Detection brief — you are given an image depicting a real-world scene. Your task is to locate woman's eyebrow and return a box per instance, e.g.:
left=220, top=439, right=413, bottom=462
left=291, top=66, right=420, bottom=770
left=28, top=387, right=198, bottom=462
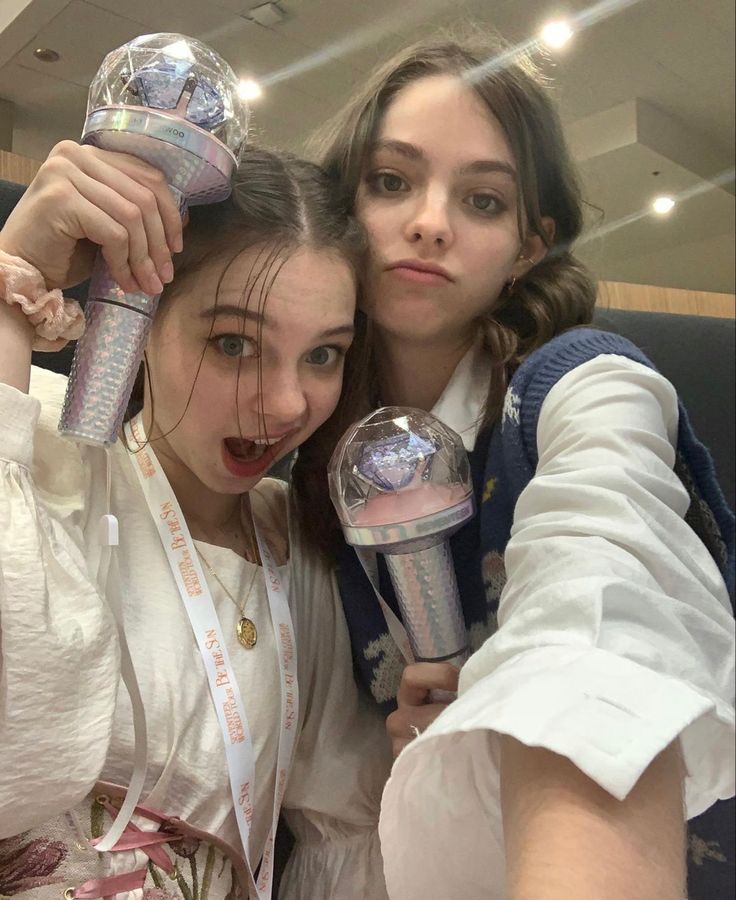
left=458, top=160, right=517, bottom=181
left=371, top=139, right=424, bottom=161
left=200, top=304, right=354, bottom=339
left=320, top=324, right=355, bottom=339
left=200, top=304, right=266, bottom=324
left=371, top=139, right=516, bottom=180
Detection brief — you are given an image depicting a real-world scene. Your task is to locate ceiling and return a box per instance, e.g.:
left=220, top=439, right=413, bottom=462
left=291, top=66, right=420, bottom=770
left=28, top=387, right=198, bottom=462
left=0, top=0, right=734, bottom=294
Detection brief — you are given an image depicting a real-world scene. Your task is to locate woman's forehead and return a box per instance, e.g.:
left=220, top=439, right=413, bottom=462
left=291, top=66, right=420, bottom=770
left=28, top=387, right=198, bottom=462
left=375, top=74, right=514, bottom=166
left=184, top=244, right=357, bottom=328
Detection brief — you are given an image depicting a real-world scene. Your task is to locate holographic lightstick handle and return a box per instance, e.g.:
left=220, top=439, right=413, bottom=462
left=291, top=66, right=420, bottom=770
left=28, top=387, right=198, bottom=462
left=384, top=541, right=469, bottom=667
left=59, top=188, right=187, bottom=445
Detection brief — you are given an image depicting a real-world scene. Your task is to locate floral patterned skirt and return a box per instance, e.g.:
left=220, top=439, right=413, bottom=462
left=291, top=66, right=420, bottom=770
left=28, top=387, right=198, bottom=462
left=0, top=782, right=251, bottom=899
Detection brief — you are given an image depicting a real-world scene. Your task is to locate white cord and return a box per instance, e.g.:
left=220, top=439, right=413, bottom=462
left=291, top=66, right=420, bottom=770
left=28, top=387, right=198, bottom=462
left=94, top=446, right=149, bottom=852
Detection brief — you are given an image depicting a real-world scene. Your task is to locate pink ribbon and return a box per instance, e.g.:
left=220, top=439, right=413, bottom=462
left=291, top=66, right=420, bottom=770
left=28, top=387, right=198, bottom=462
left=70, top=867, right=147, bottom=898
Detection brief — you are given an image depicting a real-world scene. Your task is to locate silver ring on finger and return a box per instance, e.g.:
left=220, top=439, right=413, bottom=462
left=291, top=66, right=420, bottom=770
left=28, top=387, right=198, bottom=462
left=409, top=724, right=422, bottom=739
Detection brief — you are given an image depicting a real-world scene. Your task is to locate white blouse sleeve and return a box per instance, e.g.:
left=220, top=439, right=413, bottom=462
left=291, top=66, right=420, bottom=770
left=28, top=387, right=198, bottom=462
left=379, top=355, right=735, bottom=900
left=0, top=369, right=119, bottom=837
left=279, top=513, right=392, bottom=900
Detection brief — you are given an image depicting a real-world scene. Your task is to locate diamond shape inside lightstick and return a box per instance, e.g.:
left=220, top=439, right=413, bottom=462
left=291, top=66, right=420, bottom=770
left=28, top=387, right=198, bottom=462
left=356, top=430, right=437, bottom=491
left=130, top=58, right=225, bottom=128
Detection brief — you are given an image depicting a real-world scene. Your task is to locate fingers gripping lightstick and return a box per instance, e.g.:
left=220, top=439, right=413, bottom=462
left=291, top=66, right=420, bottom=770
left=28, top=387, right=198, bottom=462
left=59, top=34, right=247, bottom=445
left=329, top=408, right=475, bottom=675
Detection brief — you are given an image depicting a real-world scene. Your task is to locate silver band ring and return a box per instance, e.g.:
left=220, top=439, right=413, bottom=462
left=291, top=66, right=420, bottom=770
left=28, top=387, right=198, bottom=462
left=409, top=724, right=422, bottom=739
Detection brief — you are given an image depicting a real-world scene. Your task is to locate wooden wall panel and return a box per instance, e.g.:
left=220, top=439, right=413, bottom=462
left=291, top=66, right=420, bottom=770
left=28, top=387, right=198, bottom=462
left=0, top=150, right=41, bottom=186
left=598, top=280, right=734, bottom=319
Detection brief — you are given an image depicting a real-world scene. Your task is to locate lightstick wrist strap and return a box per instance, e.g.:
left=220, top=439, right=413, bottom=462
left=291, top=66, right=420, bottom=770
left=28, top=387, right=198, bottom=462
left=0, top=250, right=85, bottom=350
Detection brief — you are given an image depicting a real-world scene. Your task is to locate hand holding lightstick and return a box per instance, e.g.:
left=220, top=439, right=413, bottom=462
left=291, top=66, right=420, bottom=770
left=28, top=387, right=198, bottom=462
left=329, top=408, right=475, bottom=679
left=59, top=33, right=247, bottom=445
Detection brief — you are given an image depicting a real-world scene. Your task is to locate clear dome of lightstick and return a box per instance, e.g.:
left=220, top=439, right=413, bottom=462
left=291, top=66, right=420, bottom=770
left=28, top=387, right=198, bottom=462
left=87, top=33, right=247, bottom=158
left=329, top=407, right=474, bottom=551
left=59, top=33, right=247, bottom=447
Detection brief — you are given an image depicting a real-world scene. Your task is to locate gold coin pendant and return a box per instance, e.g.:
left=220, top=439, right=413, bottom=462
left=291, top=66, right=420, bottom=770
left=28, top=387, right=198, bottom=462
left=237, top=616, right=258, bottom=649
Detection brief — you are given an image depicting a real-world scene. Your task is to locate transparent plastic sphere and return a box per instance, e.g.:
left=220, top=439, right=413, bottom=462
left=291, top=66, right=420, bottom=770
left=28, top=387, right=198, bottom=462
left=87, top=33, right=247, bottom=155
left=329, top=407, right=472, bottom=539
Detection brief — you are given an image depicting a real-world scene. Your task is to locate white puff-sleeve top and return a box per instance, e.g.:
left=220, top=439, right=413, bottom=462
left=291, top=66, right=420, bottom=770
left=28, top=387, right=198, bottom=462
left=0, top=366, right=391, bottom=899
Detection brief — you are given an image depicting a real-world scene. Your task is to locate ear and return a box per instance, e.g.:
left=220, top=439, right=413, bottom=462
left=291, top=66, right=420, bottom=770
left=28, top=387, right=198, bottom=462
left=510, top=216, right=556, bottom=277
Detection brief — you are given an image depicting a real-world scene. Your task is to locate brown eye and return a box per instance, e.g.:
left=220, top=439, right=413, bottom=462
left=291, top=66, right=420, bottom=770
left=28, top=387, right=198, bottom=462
left=381, top=173, right=405, bottom=192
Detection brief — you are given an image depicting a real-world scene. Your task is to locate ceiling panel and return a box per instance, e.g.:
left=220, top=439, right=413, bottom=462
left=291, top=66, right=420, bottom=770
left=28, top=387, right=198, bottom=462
left=83, top=0, right=237, bottom=42
left=0, top=0, right=733, bottom=294
left=16, top=0, right=143, bottom=87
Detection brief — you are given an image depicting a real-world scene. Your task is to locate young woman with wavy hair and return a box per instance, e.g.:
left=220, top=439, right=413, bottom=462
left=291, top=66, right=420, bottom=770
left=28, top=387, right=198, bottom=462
left=292, top=34, right=735, bottom=900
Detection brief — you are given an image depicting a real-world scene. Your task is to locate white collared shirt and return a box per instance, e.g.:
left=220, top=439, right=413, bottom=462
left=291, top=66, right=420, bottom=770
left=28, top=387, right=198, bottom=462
left=430, top=339, right=492, bottom=452
left=381, top=349, right=735, bottom=900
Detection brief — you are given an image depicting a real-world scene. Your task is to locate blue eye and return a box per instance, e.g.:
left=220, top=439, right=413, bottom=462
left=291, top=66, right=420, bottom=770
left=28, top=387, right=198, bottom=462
left=307, top=346, right=341, bottom=366
left=214, top=335, right=256, bottom=358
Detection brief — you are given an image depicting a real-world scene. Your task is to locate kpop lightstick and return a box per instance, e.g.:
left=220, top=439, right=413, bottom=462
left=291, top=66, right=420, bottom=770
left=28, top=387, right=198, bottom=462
left=329, top=407, right=474, bottom=667
left=59, top=33, right=247, bottom=445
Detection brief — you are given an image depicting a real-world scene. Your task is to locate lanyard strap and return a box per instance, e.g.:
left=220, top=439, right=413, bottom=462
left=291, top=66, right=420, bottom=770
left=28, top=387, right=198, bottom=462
left=125, top=415, right=298, bottom=900
left=355, top=548, right=414, bottom=665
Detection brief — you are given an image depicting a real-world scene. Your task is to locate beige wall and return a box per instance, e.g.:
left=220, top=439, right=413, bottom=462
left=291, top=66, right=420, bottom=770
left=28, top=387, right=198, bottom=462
left=1, top=151, right=735, bottom=318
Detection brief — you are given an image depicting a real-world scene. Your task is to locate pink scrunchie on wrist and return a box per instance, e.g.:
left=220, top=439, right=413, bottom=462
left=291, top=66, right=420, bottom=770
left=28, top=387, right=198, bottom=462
left=0, top=249, right=85, bottom=351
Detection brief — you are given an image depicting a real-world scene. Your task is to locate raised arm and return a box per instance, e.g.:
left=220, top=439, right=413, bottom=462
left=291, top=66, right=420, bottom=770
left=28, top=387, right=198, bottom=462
left=0, top=140, right=181, bottom=392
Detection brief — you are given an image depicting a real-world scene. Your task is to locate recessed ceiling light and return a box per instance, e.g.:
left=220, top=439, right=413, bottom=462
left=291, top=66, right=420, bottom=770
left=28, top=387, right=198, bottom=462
left=239, top=79, right=262, bottom=101
left=540, top=21, right=574, bottom=49
left=652, top=196, right=676, bottom=215
left=33, top=47, right=60, bottom=63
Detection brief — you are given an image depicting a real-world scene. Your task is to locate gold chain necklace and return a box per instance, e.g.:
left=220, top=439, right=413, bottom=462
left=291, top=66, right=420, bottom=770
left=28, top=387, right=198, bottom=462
left=197, top=549, right=260, bottom=649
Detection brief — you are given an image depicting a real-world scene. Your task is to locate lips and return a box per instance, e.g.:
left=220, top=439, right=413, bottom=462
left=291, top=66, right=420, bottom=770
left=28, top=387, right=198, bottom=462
left=386, top=259, right=453, bottom=285
left=221, top=433, right=292, bottom=479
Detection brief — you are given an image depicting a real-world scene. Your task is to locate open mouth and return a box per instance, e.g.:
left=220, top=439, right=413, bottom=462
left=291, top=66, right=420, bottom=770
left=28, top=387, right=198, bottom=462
left=222, top=435, right=286, bottom=479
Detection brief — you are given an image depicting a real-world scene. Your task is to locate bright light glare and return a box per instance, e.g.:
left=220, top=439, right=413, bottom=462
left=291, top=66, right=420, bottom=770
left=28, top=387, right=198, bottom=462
left=238, top=79, right=262, bottom=101
left=540, top=20, right=574, bottom=48
left=164, top=40, right=194, bottom=61
left=652, top=196, right=676, bottom=215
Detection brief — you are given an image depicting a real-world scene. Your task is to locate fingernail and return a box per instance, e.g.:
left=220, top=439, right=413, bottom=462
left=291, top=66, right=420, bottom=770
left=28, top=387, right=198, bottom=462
left=150, top=274, right=164, bottom=295
left=161, top=261, right=174, bottom=283
left=173, top=235, right=184, bottom=253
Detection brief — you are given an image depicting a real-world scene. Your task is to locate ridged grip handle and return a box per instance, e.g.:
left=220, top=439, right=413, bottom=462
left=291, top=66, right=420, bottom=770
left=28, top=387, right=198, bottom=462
left=384, top=540, right=469, bottom=666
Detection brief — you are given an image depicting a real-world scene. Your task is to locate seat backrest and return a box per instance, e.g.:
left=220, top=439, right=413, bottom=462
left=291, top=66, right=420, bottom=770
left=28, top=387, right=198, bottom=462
left=593, top=307, right=734, bottom=506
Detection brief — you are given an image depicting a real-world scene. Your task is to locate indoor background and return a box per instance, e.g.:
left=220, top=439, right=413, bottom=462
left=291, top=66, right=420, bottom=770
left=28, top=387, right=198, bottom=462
left=1, top=0, right=734, bottom=316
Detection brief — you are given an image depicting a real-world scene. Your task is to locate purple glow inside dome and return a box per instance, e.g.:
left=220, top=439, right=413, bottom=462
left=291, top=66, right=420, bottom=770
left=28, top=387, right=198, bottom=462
left=356, top=430, right=436, bottom=491
left=131, top=58, right=225, bottom=129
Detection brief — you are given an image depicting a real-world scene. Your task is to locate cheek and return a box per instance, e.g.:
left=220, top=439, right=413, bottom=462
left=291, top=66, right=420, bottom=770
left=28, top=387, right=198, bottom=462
left=356, top=197, right=389, bottom=250
left=308, top=374, right=344, bottom=427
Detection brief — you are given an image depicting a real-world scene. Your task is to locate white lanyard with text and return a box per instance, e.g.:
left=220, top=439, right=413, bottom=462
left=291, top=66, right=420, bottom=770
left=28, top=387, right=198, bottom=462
left=125, top=415, right=298, bottom=899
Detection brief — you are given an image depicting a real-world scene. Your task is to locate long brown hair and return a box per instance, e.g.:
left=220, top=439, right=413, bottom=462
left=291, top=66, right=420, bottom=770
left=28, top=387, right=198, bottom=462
left=125, top=144, right=368, bottom=434
left=292, top=30, right=597, bottom=558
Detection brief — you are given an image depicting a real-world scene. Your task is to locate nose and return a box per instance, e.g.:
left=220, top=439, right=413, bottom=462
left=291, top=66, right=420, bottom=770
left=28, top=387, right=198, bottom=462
left=255, top=365, right=308, bottom=435
left=403, top=186, right=454, bottom=248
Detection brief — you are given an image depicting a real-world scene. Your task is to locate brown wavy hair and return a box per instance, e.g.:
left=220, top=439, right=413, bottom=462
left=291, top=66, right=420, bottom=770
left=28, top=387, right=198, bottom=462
left=125, top=144, right=368, bottom=441
left=292, top=31, right=598, bottom=558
